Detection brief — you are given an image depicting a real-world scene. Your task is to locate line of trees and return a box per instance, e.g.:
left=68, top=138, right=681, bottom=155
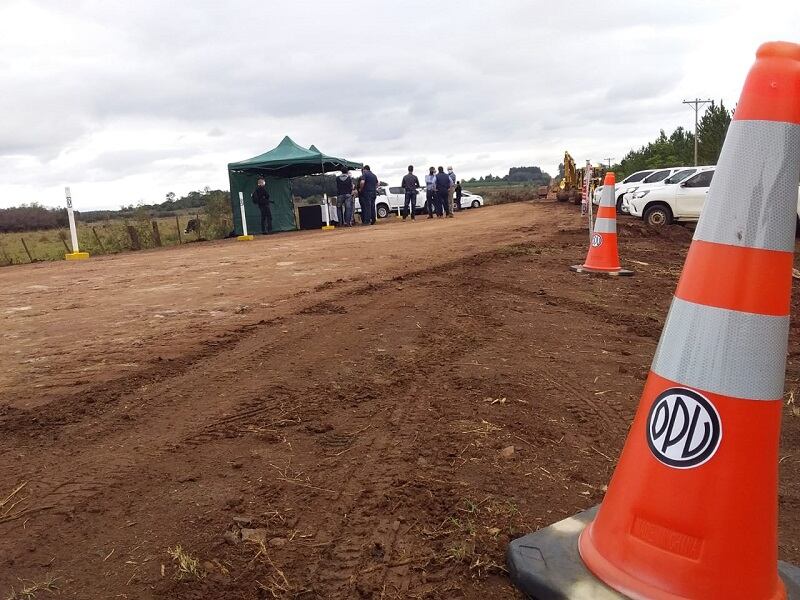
left=0, top=204, right=69, bottom=233
left=464, top=165, right=552, bottom=186
left=613, top=100, right=732, bottom=177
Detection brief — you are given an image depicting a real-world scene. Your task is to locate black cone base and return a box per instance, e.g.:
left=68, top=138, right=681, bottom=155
left=507, top=506, right=800, bottom=600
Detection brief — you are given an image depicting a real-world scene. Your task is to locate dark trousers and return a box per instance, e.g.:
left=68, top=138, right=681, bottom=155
left=425, top=189, right=435, bottom=216
left=435, top=192, right=448, bottom=216
left=259, top=206, right=272, bottom=233
left=403, top=191, right=417, bottom=218
left=361, top=192, right=376, bottom=224
left=455, top=195, right=462, bottom=210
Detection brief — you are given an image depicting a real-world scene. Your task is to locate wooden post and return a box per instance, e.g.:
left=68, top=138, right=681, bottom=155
left=59, top=232, right=71, bottom=253
left=175, top=215, right=182, bottom=244
left=91, top=227, right=106, bottom=253
left=20, top=237, right=34, bottom=262
left=151, top=220, right=162, bottom=247
left=126, top=225, right=141, bottom=250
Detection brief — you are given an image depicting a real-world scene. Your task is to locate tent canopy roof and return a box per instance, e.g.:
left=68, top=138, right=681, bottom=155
left=228, top=136, right=362, bottom=178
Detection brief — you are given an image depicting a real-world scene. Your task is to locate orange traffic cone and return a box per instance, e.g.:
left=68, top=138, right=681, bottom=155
left=508, top=41, right=800, bottom=600
left=570, top=172, right=633, bottom=276
left=578, top=41, right=800, bottom=599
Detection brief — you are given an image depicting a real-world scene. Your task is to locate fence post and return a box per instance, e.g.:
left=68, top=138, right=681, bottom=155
left=59, top=232, right=71, bottom=253
left=64, top=187, right=89, bottom=260
left=20, top=237, right=34, bottom=262
left=0, top=243, right=12, bottom=265
left=126, top=225, right=141, bottom=250
left=91, top=227, right=106, bottom=253
left=175, top=216, right=182, bottom=244
left=151, top=221, right=162, bottom=247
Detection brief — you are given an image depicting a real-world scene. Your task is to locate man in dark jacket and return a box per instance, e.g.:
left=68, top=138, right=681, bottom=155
left=454, top=181, right=462, bottom=211
left=401, top=165, right=420, bottom=220
left=251, top=177, right=273, bottom=233
left=336, top=168, right=354, bottom=226
left=434, top=166, right=453, bottom=218
left=359, top=165, right=379, bottom=225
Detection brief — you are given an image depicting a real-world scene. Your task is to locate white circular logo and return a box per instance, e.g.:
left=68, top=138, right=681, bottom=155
left=646, top=388, right=722, bottom=469
left=591, top=233, right=603, bottom=247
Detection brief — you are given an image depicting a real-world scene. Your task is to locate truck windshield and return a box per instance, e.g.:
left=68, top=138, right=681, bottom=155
left=622, top=171, right=654, bottom=183
left=664, top=169, right=697, bottom=184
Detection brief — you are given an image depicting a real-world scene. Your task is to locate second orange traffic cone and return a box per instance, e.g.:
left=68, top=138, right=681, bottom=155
left=571, top=172, right=633, bottom=276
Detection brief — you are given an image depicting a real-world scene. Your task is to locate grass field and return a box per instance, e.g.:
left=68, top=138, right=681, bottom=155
left=0, top=213, right=205, bottom=264
left=0, top=186, right=538, bottom=265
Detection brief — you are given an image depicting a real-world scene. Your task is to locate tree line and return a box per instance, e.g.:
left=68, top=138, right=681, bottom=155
left=464, top=165, right=552, bottom=186
left=613, top=100, right=731, bottom=177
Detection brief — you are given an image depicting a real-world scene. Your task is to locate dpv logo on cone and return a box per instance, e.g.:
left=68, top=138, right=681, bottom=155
left=646, top=388, right=722, bottom=469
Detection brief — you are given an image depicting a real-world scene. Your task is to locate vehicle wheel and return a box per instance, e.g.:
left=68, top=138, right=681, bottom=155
left=643, top=204, right=673, bottom=228
left=616, top=194, right=625, bottom=212
left=376, top=204, right=389, bottom=219
left=471, top=200, right=480, bottom=208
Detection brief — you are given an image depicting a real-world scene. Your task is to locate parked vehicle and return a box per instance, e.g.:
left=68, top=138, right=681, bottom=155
left=456, top=190, right=484, bottom=209
left=628, top=169, right=716, bottom=226
left=620, top=166, right=715, bottom=214
left=593, top=168, right=680, bottom=210
left=353, top=185, right=482, bottom=217
left=630, top=171, right=800, bottom=229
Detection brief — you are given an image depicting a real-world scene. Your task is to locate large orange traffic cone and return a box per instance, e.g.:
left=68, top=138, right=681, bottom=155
left=578, top=41, right=800, bottom=599
left=508, top=40, right=800, bottom=600
left=571, top=172, right=633, bottom=276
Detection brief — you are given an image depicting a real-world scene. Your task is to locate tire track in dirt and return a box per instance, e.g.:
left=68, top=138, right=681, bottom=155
left=0, top=244, right=507, bottom=545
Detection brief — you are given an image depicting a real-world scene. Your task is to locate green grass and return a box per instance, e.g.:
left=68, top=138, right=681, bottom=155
left=0, top=214, right=204, bottom=265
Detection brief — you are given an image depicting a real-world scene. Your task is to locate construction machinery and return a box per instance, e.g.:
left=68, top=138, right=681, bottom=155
left=556, top=151, right=606, bottom=205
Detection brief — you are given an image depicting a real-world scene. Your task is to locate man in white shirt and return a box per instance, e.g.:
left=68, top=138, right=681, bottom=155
left=424, top=166, right=437, bottom=220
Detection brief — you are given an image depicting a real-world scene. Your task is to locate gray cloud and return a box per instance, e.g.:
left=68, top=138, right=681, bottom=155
left=1, top=0, right=798, bottom=209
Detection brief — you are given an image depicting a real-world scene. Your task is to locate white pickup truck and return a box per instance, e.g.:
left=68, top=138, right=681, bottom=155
left=628, top=168, right=800, bottom=227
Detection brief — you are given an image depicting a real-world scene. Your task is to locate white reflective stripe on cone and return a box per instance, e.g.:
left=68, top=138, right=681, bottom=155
left=592, top=218, right=617, bottom=234
left=693, top=120, right=800, bottom=252
left=651, top=296, right=789, bottom=400
left=600, top=184, right=616, bottom=207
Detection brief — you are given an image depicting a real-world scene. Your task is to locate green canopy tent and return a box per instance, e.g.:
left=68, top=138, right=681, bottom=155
left=227, top=136, right=362, bottom=234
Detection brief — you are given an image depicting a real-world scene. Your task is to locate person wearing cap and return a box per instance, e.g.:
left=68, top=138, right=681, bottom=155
left=401, top=165, right=420, bottom=220
left=424, top=167, right=437, bottom=219
left=336, top=168, right=354, bottom=227
left=434, top=166, right=453, bottom=218
left=447, top=166, right=457, bottom=215
left=251, top=177, right=273, bottom=234
left=359, top=165, right=379, bottom=225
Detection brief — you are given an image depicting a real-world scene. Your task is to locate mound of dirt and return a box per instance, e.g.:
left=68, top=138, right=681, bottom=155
left=617, top=220, right=693, bottom=243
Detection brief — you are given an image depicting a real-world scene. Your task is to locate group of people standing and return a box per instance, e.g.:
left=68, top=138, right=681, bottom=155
left=333, top=164, right=462, bottom=227
left=418, top=165, right=460, bottom=220
left=334, top=165, right=379, bottom=226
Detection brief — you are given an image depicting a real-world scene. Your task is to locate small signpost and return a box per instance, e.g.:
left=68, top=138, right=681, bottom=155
left=64, top=187, right=90, bottom=260
left=321, top=192, right=335, bottom=231
left=237, top=192, right=254, bottom=241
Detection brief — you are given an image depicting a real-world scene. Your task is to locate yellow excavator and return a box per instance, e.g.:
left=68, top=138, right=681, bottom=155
left=556, top=151, right=606, bottom=205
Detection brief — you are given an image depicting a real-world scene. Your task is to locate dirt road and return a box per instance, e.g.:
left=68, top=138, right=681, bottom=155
left=0, top=201, right=798, bottom=599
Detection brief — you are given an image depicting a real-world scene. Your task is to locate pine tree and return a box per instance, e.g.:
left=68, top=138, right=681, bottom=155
left=697, top=100, right=732, bottom=165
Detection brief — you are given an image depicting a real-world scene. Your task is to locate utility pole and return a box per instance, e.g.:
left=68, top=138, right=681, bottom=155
left=682, top=98, right=712, bottom=166
left=603, top=157, right=614, bottom=170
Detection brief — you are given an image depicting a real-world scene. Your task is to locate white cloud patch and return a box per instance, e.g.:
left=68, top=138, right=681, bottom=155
left=0, top=0, right=798, bottom=209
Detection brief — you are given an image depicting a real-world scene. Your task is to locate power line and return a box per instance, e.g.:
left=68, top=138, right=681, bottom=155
left=682, top=98, right=713, bottom=166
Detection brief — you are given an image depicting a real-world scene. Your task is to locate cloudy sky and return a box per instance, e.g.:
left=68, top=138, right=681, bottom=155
left=2, top=0, right=799, bottom=210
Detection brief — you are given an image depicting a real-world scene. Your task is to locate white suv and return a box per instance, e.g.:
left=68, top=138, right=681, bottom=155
left=621, top=166, right=715, bottom=214
left=628, top=169, right=715, bottom=226
left=593, top=168, right=677, bottom=210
